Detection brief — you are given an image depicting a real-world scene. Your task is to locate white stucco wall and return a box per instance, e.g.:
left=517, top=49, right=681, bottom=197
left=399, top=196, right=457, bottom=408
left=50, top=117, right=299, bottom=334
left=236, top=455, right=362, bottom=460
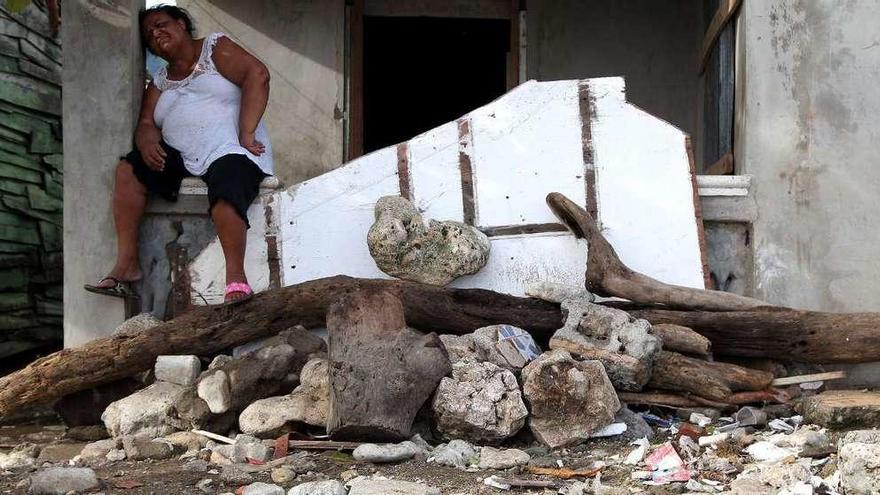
left=737, top=0, right=880, bottom=312
left=62, top=0, right=143, bottom=347
left=177, top=0, right=345, bottom=187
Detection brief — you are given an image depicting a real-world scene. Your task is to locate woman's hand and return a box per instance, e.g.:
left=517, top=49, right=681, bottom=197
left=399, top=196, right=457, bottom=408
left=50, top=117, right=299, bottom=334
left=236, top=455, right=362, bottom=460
left=138, top=141, right=167, bottom=171
left=239, top=130, right=265, bottom=156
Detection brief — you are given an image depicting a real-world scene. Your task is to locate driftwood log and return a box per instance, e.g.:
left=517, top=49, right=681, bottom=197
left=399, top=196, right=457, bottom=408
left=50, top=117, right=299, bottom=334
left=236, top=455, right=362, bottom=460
left=326, top=289, right=450, bottom=441
left=546, top=192, right=768, bottom=311
left=0, top=276, right=560, bottom=417
left=651, top=324, right=711, bottom=357
left=629, top=308, right=880, bottom=363
left=545, top=192, right=880, bottom=364
left=647, top=351, right=774, bottom=401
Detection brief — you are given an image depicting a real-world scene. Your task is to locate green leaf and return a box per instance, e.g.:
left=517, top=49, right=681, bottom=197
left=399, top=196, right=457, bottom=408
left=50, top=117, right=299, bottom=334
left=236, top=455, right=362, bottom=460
left=6, top=0, right=32, bottom=14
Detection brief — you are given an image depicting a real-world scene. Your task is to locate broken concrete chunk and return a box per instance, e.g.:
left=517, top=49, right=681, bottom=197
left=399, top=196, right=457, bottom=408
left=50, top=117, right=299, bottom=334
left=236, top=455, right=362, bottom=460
left=839, top=441, right=880, bottom=494
left=197, top=369, right=232, bottom=414
left=233, top=434, right=272, bottom=463
left=798, top=390, right=880, bottom=429
left=113, top=312, right=162, bottom=336
left=78, top=439, right=119, bottom=465
left=122, top=435, right=174, bottom=460
left=478, top=447, right=530, bottom=470
left=239, top=358, right=330, bottom=437
left=0, top=443, right=38, bottom=470
left=352, top=441, right=422, bottom=463
left=549, top=299, right=660, bottom=391
left=241, top=482, right=285, bottom=495
left=28, top=467, right=100, bottom=495
left=522, top=350, right=621, bottom=449
left=288, top=480, right=347, bottom=495
left=440, top=325, right=540, bottom=371
left=432, top=361, right=528, bottom=444
left=101, top=381, right=188, bottom=438
left=155, top=355, right=201, bottom=386
left=367, top=195, right=490, bottom=286
left=428, top=439, right=477, bottom=469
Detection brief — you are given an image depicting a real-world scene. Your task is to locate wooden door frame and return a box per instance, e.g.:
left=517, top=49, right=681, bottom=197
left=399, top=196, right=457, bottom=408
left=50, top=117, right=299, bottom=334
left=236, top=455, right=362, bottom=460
left=345, top=0, right=525, bottom=161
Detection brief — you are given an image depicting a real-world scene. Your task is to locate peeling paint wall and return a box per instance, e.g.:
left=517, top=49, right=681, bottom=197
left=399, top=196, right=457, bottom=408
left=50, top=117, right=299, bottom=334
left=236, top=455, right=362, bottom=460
left=737, top=0, right=880, bottom=311
left=177, top=0, right=345, bottom=187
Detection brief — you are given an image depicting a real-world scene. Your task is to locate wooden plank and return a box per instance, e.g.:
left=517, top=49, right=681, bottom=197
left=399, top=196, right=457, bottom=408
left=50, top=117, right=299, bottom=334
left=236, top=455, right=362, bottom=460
left=507, top=0, right=520, bottom=90
left=348, top=0, right=364, bottom=160
left=705, top=152, right=734, bottom=175
left=698, top=0, right=742, bottom=74
left=772, top=371, right=847, bottom=387
left=457, top=118, right=476, bottom=226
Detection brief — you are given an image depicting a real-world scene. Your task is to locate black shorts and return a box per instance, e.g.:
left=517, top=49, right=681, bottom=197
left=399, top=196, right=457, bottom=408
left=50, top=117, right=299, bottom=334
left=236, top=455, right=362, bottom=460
left=123, top=142, right=268, bottom=228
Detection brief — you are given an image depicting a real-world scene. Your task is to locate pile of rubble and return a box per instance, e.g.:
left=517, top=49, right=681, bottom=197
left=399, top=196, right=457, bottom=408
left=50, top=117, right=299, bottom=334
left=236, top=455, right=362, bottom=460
left=2, top=193, right=880, bottom=493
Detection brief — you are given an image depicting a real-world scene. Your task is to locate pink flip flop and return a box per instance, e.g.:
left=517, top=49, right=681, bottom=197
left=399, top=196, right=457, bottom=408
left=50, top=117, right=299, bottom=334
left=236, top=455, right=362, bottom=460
left=222, top=281, right=253, bottom=307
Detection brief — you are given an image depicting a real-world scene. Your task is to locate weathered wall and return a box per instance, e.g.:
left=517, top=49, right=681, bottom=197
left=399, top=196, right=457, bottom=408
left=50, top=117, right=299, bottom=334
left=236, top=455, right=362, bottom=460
left=0, top=1, right=63, bottom=367
left=737, top=1, right=880, bottom=312
left=527, top=0, right=703, bottom=161
left=177, top=0, right=345, bottom=186
left=62, top=0, right=143, bottom=347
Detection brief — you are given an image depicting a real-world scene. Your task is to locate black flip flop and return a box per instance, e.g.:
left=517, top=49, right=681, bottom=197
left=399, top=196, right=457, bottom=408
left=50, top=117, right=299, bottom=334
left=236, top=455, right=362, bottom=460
left=84, top=277, right=140, bottom=299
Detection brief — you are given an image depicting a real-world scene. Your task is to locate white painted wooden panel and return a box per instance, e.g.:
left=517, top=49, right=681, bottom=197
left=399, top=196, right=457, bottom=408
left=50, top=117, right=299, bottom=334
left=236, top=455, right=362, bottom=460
left=408, top=121, right=464, bottom=221
left=280, top=146, right=399, bottom=285
left=449, top=233, right=587, bottom=296
left=588, top=77, right=705, bottom=289
left=469, top=80, right=585, bottom=228
left=187, top=78, right=707, bottom=301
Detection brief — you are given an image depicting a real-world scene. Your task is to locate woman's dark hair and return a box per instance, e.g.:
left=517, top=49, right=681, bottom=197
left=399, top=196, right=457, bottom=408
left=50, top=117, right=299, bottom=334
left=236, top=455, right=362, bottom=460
left=138, top=4, right=195, bottom=54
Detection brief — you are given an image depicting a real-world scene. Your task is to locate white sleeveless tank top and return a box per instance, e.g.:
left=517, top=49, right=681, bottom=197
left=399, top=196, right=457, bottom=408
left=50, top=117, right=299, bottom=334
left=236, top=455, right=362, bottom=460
left=152, top=32, right=273, bottom=177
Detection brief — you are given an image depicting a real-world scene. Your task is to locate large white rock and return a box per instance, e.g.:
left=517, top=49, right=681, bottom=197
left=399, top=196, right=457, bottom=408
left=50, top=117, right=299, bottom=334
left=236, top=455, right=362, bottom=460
left=521, top=350, right=620, bottom=448
left=239, top=358, right=330, bottom=436
left=478, top=447, right=530, bottom=470
left=432, top=361, right=528, bottom=444
left=367, top=196, right=490, bottom=286
left=154, top=355, right=201, bottom=386
left=101, top=381, right=188, bottom=438
left=242, top=482, right=285, bottom=495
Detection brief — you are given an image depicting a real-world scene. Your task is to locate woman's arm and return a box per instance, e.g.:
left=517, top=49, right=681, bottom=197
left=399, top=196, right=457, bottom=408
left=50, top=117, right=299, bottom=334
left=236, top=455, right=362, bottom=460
left=134, top=82, right=166, bottom=170
left=212, top=36, right=270, bottom=156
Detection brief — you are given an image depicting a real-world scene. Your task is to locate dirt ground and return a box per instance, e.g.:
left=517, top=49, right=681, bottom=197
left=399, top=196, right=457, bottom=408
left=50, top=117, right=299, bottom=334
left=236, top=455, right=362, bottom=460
left=0, top=419, right=686, bottom=495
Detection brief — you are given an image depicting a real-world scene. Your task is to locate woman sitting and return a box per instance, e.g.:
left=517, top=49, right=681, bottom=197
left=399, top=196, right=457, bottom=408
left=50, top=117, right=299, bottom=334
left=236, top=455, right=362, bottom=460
left=85, top=5, right=272, bottom=304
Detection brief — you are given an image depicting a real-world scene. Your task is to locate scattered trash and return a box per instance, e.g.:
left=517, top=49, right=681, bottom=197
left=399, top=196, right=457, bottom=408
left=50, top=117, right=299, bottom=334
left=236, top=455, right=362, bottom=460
left=641, top=414, right=672, bottom=428
left=745, top=441, right=798, bottom=463
left=590, top=422, right=627, bottom=438
left=624, top=438, right=649, bottom=465
left=690, top=412, right=713, bottom=427
left=483, top=475, right=511, bottom=490
left=645, top=442, right=690, bottom=484
left=768, top=419, right=795, bottom=432
left=699, top=432, right=730, bottom=447
left=527, top=464, right=604, bottom=479
left=735, top=406, right=768, bottom=427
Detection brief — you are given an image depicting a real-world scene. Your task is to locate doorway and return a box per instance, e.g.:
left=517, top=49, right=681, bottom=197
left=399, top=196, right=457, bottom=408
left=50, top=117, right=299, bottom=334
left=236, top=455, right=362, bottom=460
left=361, top=16, right=511, bottom=154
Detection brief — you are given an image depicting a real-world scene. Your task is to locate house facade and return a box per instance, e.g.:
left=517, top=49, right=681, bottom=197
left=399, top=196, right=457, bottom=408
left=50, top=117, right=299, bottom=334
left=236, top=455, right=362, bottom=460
left=60, top=0, right=880, bottom=372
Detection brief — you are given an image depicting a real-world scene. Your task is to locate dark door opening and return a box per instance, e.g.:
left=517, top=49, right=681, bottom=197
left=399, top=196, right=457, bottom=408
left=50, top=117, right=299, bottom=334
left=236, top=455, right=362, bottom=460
left=362, top=16, right=510, bottom=154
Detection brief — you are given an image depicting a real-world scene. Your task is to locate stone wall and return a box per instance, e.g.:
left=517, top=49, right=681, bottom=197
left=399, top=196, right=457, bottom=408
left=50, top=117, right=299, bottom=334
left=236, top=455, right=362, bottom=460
left=0, top=0, right=63, bottom=371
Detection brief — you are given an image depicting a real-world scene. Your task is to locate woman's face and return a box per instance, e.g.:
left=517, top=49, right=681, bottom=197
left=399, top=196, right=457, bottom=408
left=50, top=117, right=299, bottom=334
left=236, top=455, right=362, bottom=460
left=142, top=11, right=189, bottom=59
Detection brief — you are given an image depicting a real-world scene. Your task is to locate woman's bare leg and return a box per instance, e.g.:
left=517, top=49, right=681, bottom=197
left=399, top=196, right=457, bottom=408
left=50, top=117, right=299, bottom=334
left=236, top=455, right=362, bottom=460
left=211, top=199, right=248, bottom=301
left=94, top=160, right=146, bottom=287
